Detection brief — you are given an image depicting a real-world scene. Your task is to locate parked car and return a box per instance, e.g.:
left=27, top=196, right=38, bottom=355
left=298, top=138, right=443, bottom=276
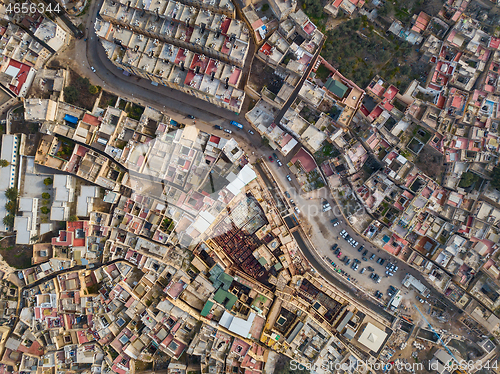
left=277, top=159, right=283, bottom=167
left=367, top=266, right=374, bottom=272
left=223, top=128, right=232, bottom=134
left=214, top=125, right=222, bottom=130
left=294, top=206, right=300, bottom=214
left=360, top=267, right=366, bottom=274
left=187, top=115, right=195, bottom=119
left=345, top=258, right=351, bottom=266
left=362, top=257, right=368, bottom=261
left=286, top=175, right=292, bottom=182
left=91, top=66, right=96, bottom=72
left=284, top=191, right=291, bottom=198
left=333, top=221, right=340, bottom=227
left=362, top=249, right=368, bottom=256
left=248, top=129, right=254, bottom=135
left=416, top=296, right=424, bottom=303
left=332, top=243, right=338, bottom=251
left=370, top=254, right=376, bottom=260
left=268, top=156, right=273, bottom=162
left=337, top=251, right=342, bottom=258
left=273, top=153, right=278, bottom=159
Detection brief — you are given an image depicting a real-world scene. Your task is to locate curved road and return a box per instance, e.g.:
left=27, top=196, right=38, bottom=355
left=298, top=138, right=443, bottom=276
left=62, top=2, right=460, bottom=326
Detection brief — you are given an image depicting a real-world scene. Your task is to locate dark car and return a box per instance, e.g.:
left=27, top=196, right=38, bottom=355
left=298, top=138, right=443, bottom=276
left=214, top=125, right=222, bottom=130
left=389, top=285, right=397, bottom=292
left=187, top=115, right=195, bottom=119
left=360, top=267, right=366, bottom=274
left=367, top=266, right=374, bottom=272
left=345, top=259, right=351, bottom=266
left=362, top=257, right=368, bottom=261
left=268, top=156, right=273, bottom=162
left=273, top=153, right=278, bottom=159
left=332, top=243, right=338, bottom=251
left=370, top=272, right=376, bottom=279
left=358, top=246, right=363, bottom=252
left=362, top=249, right=368, bottom=256
left=378, top=258, right=385, bottom=266
left=370, top=254, right=376, bottom=260
left=284, top=191, right=291, bottom=198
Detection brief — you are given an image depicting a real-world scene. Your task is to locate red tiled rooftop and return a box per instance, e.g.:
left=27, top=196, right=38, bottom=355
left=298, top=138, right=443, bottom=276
left=174, top=49, right=187, bottom=65
left=303, top=21, right=316, bottom=35
left=6, top=59, right=31, bottom=96
left=206, top=59, right=218, bottom=76
left=189, top=54, right=209, bottom=73
left=489, top=37, right=500, bottom=50
left=221, top=36, right=231, bottom=54
left=333, top=0, right=343, bottom=7
left=75, top=144, right=89, bottom=157
left=221, top=18, right=231, bottom=34
left=82, top=113, right=101, bottom=127
left=383, top=85, right=399, bottom=100
left=369, top=105, right=383, bottom=120
left=290, top=148, right=317, bottom=173
left=228, top=68, right=241, bottom=85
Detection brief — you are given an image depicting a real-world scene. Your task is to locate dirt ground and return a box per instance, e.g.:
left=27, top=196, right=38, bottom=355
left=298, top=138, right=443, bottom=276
left=415, top=145, right=445, bottom=183
left=0, top=236, right=32, bottom=269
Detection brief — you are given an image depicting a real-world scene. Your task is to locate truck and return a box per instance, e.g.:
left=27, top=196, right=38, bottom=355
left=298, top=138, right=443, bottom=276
left=170, top=119, right=179, bottom=126
left=230, top=120, right=243, bottom=129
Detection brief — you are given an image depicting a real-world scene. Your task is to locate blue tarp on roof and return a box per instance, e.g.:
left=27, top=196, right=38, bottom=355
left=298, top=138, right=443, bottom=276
left=64, top=114, right=78, bottom=124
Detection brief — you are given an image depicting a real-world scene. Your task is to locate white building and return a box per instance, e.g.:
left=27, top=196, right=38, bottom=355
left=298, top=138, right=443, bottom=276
left=77, top=186, right=100, bottom=217
left=51, top=174, right=76, bottom=221
left=0, top=134, right=20, bottom=231
left=33, top=19, right=67, bottom=52
left=14, top=197, right=38, bottom=244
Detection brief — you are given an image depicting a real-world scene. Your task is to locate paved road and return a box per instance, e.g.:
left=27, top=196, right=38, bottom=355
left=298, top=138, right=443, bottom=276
left=56, top=0, right=465, bottom=328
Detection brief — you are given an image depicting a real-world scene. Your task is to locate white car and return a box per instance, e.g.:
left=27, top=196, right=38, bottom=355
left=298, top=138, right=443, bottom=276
left=223, top=129, right=232, bottom=134
left=294, top=207, right=300, bottom=214
left=91, top=66, right=96, bottom=72
left=351, top=241, right=358, bottom=247
left=333, top=221, right=340, bottom=227
left=248, top=129, right=254, bottom=135
left=277, top=159, right=283, bottom=167
left=286, top=175, right=292, bottom=182
left=340, top=230, right=347, bottom=237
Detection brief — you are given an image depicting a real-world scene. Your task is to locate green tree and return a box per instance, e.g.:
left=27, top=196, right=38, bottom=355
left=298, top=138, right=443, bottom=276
left=40, top=206, right=50, bottom=214
left=41, top=193, right=50, bottom=199
left=379, top=1, right=394, bottom=16
left=0, top=159, right=9, bottom=167
left=2, top=215, right=14, bottom=228
left=68, top=215, right=78, bottom=222
left=89, top=85, right=99, bottom=95
left=491, top=166, right=500, bottom=190
left=43, top=177, right=53, bottom=186
left=5, top=200, right=16, bottom=214
left=64, top=86, right=79, bottom=104
left=5, top=187, right=18, bottom=201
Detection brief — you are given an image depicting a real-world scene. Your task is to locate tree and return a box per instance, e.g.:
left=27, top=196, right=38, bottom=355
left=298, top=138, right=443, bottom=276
left=5, top=200, right=16, bottom=214
left=42, top=193, right=50, bottom=199
left=379, top=1, right=393, bottom=16
left=2, top=215, right=14, bottom=228
left=0, top=159, right=9, bottom=167
left=89, top=85, right=99, bottom=95
left=68, top=215, right=78, bottom=222
left=5, top=187, right=18, bottom=201
left=43, top=177, right=53, bottom=186
left=64, top=86, right=79, bottom=104
left=40, top=206, right=50, bottom=214
left=491, top=166, right=500, bottom=190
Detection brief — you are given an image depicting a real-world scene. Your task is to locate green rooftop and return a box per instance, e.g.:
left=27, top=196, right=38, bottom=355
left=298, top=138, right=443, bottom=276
left=201, top=300, right=214, bottom=317
left=213, top=288, right=237, bottom=310
left=258, top=257, right=268, bottom=266
left=325, top=77, right=348, bottom=98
